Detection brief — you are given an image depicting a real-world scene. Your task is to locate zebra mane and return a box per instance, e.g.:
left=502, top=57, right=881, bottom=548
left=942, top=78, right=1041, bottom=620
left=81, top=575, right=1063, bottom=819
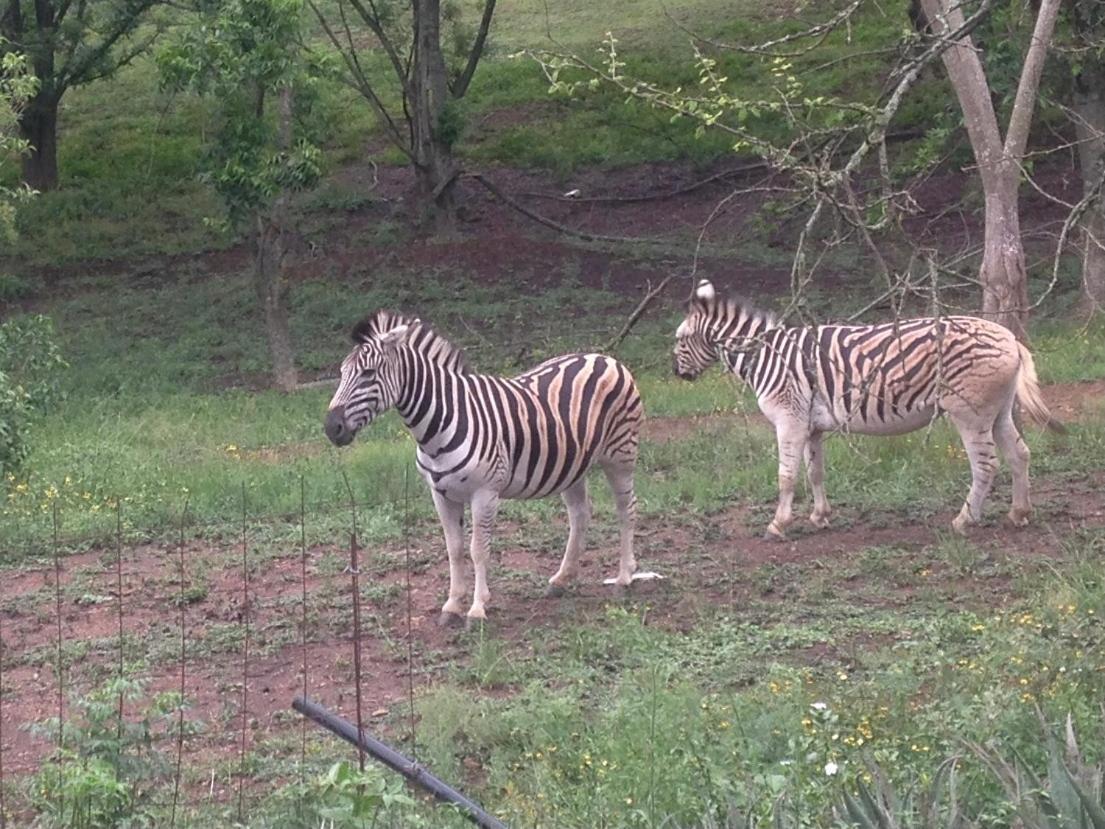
left=694, top=288, right=781, bottom=332
left=351, top=310, right=470, bottom=373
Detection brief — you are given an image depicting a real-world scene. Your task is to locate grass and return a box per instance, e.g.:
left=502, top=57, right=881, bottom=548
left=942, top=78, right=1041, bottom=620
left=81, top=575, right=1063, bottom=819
left=0, top=0, right=942, bottom=264
left=4, top=243, right=1100, bottom=552
left=36, top=521, right=1096, bottom=828
left=3, top=1, right=1104, bottom=825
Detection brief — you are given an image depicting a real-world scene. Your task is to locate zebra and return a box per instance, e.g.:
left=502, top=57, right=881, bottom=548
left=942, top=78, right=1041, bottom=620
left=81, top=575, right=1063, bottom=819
left=324, top=310, right=643, bottom=626
left=673, top=279, right=1061, bottom=540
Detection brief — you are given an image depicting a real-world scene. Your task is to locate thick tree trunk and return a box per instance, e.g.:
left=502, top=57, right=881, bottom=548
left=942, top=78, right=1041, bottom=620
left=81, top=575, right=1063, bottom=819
left=253, top=86, right=298, bottom=392
left=979, top=168, right=1030, bottom=340
left=919, top=0, right=1059, bottom=341
left=410, top=0, right=457, bottom=230
left=254, top=215, right=298, bottom=392
left=19, top=93, right=60, bottom=191
left=1073, top=67, right=1105, bottom=315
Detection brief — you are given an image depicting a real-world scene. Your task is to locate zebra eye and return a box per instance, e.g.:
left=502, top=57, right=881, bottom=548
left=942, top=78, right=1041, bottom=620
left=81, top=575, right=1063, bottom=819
left=361, top=367, right=377, bottom=379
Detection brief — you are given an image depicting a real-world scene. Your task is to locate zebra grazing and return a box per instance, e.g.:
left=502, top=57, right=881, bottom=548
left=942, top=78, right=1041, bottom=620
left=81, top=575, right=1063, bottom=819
left=324, top=310, right=643, bottom=626
left=673, top=280, right=1060, bottom=539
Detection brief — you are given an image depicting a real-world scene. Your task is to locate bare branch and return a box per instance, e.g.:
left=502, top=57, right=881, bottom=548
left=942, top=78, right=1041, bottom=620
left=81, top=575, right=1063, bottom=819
left=1004, top=0, right=1062, bottom=161
left=603, top=273, right=679, bottom=352
left=468, top=173, right=674, bottom=246
left=343, top=0, right=411, bottom=94
left=450, top=0, right=496, bottom=98
left=662, top=0, right=867, bottom=59
left=514, top=161, right=772, bottom=204
left=308, top=0, right=413, bottom=160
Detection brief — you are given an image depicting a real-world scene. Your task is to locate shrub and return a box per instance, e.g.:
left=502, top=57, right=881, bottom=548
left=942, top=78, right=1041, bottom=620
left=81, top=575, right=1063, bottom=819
left=0, top=313, right=66, bottom=480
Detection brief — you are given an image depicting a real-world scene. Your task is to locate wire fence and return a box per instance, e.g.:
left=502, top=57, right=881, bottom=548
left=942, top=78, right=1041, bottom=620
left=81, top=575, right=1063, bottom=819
left=0, top=470, right=457, bottom=826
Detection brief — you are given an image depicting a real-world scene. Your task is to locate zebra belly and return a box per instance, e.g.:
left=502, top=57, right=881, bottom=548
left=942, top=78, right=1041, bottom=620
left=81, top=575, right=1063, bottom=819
left=812, top=397, right=939, bottom=436
left=415, top=446, right=508, bottom=501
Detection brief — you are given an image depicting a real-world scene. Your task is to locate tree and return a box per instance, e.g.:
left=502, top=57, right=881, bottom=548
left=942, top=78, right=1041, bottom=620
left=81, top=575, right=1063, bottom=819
left=1066, top=0, right=1105, bottom=314
left=914, top=0, right=1061, bottom=340
left=0, top=53, right=64, bottom=482
left=0, top=50, right=35, bottom=237
left=0, top=315, right=66, bottom=481
left=525, top=3, right=1002, bottom=313
left=529, top=2, right=1075, bottom=339
left=0, top=0, right=165, bottom=191
left=159, top=0, right=321, bottom=391
left=310, top=0, right=497, bottom=228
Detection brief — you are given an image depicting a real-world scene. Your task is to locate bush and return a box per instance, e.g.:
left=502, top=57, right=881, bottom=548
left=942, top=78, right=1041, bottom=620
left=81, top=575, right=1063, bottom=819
left=0, top=313, right=66, bottom=480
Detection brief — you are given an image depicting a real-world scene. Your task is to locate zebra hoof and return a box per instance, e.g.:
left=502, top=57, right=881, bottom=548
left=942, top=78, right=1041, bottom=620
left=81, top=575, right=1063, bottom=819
left=1007, top=508, right=1031, bottom=527
left=545, top=584, right=567, bottom=599
left=465, top=615, right=488, bottom=633
left=438, top=611, right=464, bottom=629
left=809, top=513, right=831, bottom=530
left=762, top=529, right=786, bottom=542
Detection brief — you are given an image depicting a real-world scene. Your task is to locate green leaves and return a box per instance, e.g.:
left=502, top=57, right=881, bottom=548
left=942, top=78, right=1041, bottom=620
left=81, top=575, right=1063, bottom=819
left=314, top=760, right=419, bottom=827
left=0, top=314, right=67, bottom=480
left=156, top=0, right=321, bottom=228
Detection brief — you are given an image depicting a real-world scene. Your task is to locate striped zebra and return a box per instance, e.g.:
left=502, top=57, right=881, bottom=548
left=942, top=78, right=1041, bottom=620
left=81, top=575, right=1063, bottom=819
left=673, top=280, right=1060, bottom=539
left=324, top=310, right=643, bottom=625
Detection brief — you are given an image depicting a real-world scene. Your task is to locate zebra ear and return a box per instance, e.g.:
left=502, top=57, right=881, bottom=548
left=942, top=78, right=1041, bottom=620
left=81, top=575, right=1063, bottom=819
left=378, top=324, right=411, bottom=352
left=694, top=280, right=716, bottom=303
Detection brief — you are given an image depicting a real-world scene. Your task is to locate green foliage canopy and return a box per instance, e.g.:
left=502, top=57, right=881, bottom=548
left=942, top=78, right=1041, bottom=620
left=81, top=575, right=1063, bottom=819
left=0, top=314, right=67, bottom=481
left=157, top=0, right=322, bottom=228
left=0, top=51, right=37, bottom=239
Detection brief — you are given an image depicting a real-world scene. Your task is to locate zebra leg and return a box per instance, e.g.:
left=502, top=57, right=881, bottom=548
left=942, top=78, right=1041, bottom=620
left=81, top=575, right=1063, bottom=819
left=766, top=427, right=807, bottom=541
left=950, top=419, right=999, bottom=535
left=548, top=478, right=591, bottom=597
left=602, top=462, right=638, bottom=587
left=466, top=490, right=500, bottom=623
left=993, top=404, right=1032, bottom=526
left=804, top=431, right=831, bottom=529
left=432, top=490, right=467, bottom=627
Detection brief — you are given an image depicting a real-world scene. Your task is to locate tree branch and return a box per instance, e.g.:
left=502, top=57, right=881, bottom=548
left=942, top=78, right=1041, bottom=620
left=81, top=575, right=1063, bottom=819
left=603, top=273, right=679, bottom=352
left=58, top=0, right=160, bottom=90
left=662, top=0, right=866, bottom=59
left=308, top=0, right=413, bottom=160
left=1003, top=0, right=1061, bottom=162
left=450, top=0, right=495, bottom=98
left=468, top=173, right=672, bottom=245
left=343, top=0, right=411, bottom=96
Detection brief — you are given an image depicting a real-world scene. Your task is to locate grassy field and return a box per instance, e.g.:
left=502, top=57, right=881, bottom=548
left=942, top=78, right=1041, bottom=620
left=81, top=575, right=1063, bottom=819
left=0, top=0, right=935, bottom=266
left=4, top=244, right=1105, bottom=823
left=3, top=0, right=1105, bottom=826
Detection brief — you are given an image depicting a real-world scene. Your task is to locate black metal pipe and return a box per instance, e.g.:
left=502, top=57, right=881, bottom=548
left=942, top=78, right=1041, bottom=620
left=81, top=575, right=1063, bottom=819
left=292, top=695, right=510, bottom=829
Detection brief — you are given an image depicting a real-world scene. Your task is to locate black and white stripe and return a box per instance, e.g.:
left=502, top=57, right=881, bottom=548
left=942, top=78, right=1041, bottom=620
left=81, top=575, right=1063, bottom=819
left=326, top=310, right=642, bottom=624
left=674, top=279, right=1057, bottom=538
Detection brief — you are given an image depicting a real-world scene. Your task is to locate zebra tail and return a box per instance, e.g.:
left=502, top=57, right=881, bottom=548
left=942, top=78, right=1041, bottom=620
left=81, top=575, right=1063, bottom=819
left=1015, top=342, right=1067, bottom=434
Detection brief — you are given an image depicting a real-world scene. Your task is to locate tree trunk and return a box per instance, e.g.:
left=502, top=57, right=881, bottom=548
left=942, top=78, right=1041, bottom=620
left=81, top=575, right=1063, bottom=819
left=410, top=0, right=457, bottom=230
left=253, top=86, right=298, bottom=392
left=979, top=168, right=1030, bottom=340
left=19, top=93, right=60, bottom=191
left=919, top=0, right=1060, bottom=341
left=1073, top=65, right=1105, bottom=315
left=254, top=215, right=298, bottom=392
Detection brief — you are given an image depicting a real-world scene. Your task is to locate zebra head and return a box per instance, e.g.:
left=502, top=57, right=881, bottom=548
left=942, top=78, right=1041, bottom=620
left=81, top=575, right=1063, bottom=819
left=324, top=311, right=415, bottom=447
left=673, top=279, right=723, bottom=380
left=673, top=279, right=776, bottom=380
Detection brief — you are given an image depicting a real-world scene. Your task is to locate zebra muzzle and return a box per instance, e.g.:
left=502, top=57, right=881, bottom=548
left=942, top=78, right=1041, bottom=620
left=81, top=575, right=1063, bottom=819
left=324, top=407, right=355, bottom=447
